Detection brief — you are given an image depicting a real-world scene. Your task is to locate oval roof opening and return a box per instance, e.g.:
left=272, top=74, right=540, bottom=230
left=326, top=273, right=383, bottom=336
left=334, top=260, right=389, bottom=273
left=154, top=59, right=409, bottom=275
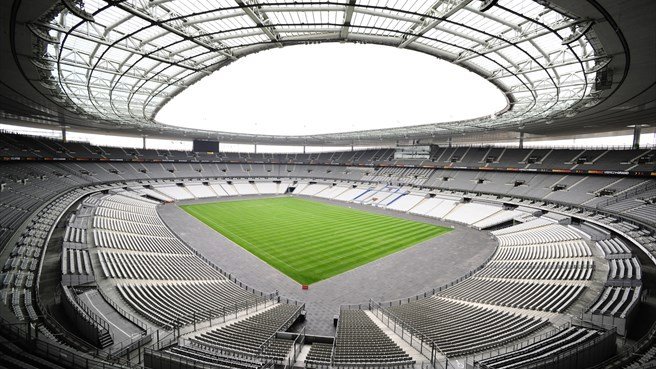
left=156, top=43, right=508, bottom=136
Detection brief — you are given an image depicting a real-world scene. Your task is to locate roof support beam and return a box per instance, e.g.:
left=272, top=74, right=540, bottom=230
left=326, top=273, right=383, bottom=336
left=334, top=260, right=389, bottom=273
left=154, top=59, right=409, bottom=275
left=235, top=0, right=283, bottom=46
left=455, top=18, right=581, bottom=63
left=487, top=55, right=599, bottom=80
left=111, top=1, right=236, bottom=60
left=399, top=0, right=472, bottom=48
left=340, top=0, right=357, bottom=39
left=40, top=22, right=202, bottom=71
left=51, top=52, right=188, bottom=86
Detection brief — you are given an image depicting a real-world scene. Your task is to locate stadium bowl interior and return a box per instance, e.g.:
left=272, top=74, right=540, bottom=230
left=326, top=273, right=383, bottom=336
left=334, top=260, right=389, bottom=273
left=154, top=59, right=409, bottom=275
left=0, top=0, right=655, bottom=368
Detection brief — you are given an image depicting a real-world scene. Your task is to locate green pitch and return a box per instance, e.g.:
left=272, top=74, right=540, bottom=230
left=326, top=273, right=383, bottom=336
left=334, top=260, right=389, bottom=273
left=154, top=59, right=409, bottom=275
left=181, top=197, right=451, bottom=285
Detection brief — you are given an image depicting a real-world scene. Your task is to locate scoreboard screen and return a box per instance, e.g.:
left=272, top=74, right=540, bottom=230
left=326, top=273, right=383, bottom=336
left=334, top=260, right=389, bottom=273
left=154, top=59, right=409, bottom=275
left=193, top=139, right=219, bottom=152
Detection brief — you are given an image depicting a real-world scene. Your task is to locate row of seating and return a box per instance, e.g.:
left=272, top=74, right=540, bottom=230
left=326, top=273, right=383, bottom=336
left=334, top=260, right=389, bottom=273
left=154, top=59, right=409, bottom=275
left=93, top=216, right=170, bottom=237
left=492, top=218, right=554, bottom=236
left=493, top=241, right=593, bottom=260
left=97, top=199, right=158, bottom=216
left=332, top=310, right=414, bottom=367
left=305, top=342, right=334, bottom=367
left=473, top=210, right=524, bottom=230
left=3, top=133, right=652, bottom=171
left=62, top=248, right=92, bottom=276
left=388, top=298, right=548, bottom=358
left=153, top=185, right=195, bottom=201
left=476, top=326, right=601, bottom=369
left=3, top=254, right=37, bottom=273
left=161, top=344, right=263, bottom=369
left=439, top=278, right=585, bottom=313
left=608, top=258, right=642, bottom=280
left=596, top=238, right=632, bottom=257
left=94, top=206, right=160, bottom=224
left=98, top=251, right=224, bottom=281
left=63, top=226, right=86, bottom=244
left=2, top=270, right=35, bottom=290
left=93, top=229, right=190, bottom=254
left=496, top=224, right=582, bottom=246
left=103, top=192, right=160, bottom=207
left=117, top=281, right=259, bottom=327
left=588, top=286, right=642, bottom=318
left=443, top=203, right=503, bottom=225
left=189, top=304, right=299, bottom=361
left=477, top=260, right=594, bottom=281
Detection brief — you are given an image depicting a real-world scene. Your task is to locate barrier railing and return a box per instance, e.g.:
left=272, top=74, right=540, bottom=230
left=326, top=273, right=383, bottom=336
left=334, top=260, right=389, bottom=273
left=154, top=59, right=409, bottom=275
left=164, top=295, right=276, bottom=332
left=587, top=305, right=656, bottom=369
left=285, top=328, right=306, bottom=368
left=255, top=303, right=305, bottom=360
left=474, top=322, right=572, bottom=362
left=61, top=284, right=112, bottom=347
left=105, top=331, right=152, bottom=361
left=370, top=299, right=443, bottom=369
left=151, top=301, right=304, bottom=367
left=143, top=346, right=262, bottom=369
left=595, top=180, right=656, bottom=209
left=96, top=286, right=148, bottom=332
left=475, top=326, right=617, bottom=369
left=67, top=285, right=112, bottom=336
left=0, top=315, right=133, bottom=369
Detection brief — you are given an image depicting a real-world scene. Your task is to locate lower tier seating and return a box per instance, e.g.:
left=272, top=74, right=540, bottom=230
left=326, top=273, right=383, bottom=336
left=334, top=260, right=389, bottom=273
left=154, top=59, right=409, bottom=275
left=190, top=304, right=300, bottom=361
left=438, top=278, right=585, bottom=313
left=117, top=281, right=260, bottom=327
left=333, top=310, right=414, bottom=367
left=588, top=286, right=641, bottom=318
left=305, top=342, right=333, bottom=367
left=476, top=326, right=602, bottom=369
left=98, top=251, right=224, bottom=280
left=387, top=298, right=548, bottom=357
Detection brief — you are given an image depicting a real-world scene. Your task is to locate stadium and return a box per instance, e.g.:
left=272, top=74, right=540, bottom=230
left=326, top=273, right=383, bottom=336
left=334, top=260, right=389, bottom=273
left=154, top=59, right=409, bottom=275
left=0, top=0, right=655, bottom=368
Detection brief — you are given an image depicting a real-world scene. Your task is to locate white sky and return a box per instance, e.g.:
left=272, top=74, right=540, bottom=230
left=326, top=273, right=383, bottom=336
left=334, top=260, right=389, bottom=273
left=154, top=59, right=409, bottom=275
left=155, top=43, right=508, bottom=135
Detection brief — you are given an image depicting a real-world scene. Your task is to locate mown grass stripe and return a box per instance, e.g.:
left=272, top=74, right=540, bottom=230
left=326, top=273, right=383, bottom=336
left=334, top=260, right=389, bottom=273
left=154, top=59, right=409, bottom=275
left=181, top=197, right=451, bottom=285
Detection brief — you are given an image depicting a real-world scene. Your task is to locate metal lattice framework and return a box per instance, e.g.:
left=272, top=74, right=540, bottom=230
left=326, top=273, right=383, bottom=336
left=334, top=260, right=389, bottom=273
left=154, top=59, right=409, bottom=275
left=30, top=0, right=611, bottom=143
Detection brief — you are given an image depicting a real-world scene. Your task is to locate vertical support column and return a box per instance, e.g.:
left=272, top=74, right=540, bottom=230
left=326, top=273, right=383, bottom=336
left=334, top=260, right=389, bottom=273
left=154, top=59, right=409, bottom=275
left=447, top=137, right=452, bottom=148
left=61, top=126, right=67, bottom=143
left=142, top=135, right=147, bottom=150
left=519, top=131, right=525, bottom=149
left=303, top=145, right=306, bottom=154
left=254, top=144, right=257, bottom=154
left=632, top=125, right=642, bottom=149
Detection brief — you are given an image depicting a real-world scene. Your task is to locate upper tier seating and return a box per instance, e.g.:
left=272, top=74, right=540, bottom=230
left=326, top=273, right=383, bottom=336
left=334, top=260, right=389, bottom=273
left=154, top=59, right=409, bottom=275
left=2, top=132, right=653, bottom=172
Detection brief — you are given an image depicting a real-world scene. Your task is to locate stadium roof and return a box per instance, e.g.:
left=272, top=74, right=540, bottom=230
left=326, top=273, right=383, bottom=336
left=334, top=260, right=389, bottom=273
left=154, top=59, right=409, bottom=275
left=0, top=0, right=654, bottom=145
